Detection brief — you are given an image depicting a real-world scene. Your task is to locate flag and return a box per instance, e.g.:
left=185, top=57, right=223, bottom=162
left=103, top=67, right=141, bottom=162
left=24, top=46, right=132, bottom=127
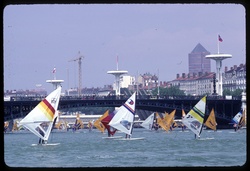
left=218, top=35, right=223, bottom=42
left=52, top=67, right=56, bottom=73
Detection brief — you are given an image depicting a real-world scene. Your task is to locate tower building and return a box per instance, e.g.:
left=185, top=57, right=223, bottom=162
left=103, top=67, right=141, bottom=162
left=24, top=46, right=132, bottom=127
left=188, top=43, right=211, bottom=74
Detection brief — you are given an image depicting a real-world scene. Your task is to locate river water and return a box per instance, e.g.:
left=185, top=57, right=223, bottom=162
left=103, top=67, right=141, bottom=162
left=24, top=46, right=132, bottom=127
left=4, top=128, right=246, bottom=168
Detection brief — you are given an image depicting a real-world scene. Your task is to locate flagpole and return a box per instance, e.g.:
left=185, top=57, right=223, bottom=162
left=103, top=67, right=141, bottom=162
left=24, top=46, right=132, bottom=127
left=217, top=34, right=220, bottom=54
left=136, top=70, right=138, bottom=96
left=53, top=67, right=56, bottom=80
left=116, top=55, right=119, bottom=71
left=157, top=68, right=160, bottom=98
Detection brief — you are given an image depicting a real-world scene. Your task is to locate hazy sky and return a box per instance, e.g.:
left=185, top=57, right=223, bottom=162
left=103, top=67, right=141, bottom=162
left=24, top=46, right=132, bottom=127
left=3, top=3, right=246, bottom=93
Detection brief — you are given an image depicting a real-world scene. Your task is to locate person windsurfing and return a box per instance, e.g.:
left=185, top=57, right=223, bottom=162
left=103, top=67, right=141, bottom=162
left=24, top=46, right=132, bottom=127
left=38, top=128, right=45, bottom=144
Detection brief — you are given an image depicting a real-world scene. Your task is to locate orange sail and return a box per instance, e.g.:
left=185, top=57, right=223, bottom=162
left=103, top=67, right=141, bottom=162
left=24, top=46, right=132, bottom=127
left=156, top=112, right=169, bottom=132
left=181, top=109, right=186, bottom=128
left=182, top=109, right=186, bottom=118
left=54, top=120, right=63, bottom=129
left=164, top=110, right=176, bottom=131
left=204, top=108, right=217, bottom=131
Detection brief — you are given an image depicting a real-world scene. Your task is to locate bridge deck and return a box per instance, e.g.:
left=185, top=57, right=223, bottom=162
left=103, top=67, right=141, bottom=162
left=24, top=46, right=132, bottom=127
left=4, top=97, right=242, bottom=129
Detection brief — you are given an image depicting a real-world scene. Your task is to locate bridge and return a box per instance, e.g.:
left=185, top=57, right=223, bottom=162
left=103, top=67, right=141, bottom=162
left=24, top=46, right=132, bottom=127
left=4, top=95, right=242, bottom=129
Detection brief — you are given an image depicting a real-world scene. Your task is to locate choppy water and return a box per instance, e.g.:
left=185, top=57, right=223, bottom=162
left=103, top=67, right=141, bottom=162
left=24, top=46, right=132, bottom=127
left=4, top=128, right=246, bottom=168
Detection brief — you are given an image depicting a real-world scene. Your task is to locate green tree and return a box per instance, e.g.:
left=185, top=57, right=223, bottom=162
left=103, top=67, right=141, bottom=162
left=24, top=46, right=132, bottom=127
left=232, top=89, right=243, bottom=96
left=152, top=86, right=185, bottom=96
left=223, top=89, right=232, bottom=96
left=223, top=88, right=243, bottom=96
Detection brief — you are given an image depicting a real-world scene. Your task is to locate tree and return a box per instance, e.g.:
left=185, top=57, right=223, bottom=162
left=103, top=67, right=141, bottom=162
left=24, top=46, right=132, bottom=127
left=223, top=88, right=243, bottom=96
left=223, top=89, right=232, bottom=96
left=232, top=89, right=243, bottom=96
left=151, top=86, right=185, bottom=96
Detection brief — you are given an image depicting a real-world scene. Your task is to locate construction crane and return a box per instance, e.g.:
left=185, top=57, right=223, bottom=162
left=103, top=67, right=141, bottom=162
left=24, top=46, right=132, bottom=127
left=68, top=51, right=84, bottom=97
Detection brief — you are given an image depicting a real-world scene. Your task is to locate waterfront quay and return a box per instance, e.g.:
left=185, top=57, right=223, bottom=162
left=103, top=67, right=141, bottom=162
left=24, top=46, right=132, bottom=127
left=4, top=95, right=242, bottom=129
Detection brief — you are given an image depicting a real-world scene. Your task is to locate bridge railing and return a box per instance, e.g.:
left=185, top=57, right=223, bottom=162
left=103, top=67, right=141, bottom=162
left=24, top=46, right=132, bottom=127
left=5, top=94, right=242, bottom=101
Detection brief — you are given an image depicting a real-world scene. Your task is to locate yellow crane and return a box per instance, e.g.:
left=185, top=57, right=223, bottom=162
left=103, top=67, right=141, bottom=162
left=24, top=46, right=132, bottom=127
left=69, top=51, right=84, bottom=96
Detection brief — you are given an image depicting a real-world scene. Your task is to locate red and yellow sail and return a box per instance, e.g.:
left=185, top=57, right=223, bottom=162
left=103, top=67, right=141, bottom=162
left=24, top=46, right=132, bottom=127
left=93, top=110, right=109, bottom=133
left=38, top=99, right=56, bottom=121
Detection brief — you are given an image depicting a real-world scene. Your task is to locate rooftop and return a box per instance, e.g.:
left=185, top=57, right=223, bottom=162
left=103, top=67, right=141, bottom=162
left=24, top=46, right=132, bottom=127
left=191, top=43, right=209, bottom=53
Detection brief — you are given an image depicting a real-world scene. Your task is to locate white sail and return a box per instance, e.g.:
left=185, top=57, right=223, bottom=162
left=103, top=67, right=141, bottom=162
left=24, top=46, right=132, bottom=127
left=109, top=92, right=136, bottom=136
left=182, top=95, right=206, bottom=137
left=140, top=112, right=155, bottom=130
left=19, top=86, right=61, bottom=142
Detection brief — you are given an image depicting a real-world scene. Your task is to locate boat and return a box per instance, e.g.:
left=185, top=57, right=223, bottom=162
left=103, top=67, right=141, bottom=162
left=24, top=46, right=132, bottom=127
left=19, top=86, right=62, bottom=145
left=140, top=112, right=155, bottom=130
left=109, top=92, right=144, bottom=140
left=204, top=108, right=217, bottom=131
left=93, top=110, right=109, bottom=133
left=101, top=109, right=122, bottom=139
left=182, top=95, right=207, bottom=139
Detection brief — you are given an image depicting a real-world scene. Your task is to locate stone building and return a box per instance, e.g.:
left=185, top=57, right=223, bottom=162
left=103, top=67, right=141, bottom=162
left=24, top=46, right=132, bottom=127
left=223, top=64, right=246, bottom=92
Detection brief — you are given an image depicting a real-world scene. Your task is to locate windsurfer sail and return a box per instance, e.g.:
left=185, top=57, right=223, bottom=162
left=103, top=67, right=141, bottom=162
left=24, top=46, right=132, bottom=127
left=181, top=109, right=187, bottom=131
left=182, top=95, right=206, bottom=138
left=140, top=112, right=155, bottom=130
left=73, top=113, right=84, bottom=131
left=155, top=110, right=176, bottom=133
left=204, top=108, right=217, bottom=131
left=163, top=109, right=177, bottom=131
left=19, top=86, right=61, bottom=144
left=238, top=109, right=246, bottom=129
left=109, top=92, right=137, bottom=138
left=101, top=109, right=119, bottom=137
left=93, top=110, right=109, bottom=133
left=232, top=108, right=245, bottom=131
left=155, top=112, right=168, bottom=131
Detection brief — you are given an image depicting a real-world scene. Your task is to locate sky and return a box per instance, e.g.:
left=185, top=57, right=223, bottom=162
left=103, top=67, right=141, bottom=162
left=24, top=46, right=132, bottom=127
left=3, top=3, right=246, bottom=93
